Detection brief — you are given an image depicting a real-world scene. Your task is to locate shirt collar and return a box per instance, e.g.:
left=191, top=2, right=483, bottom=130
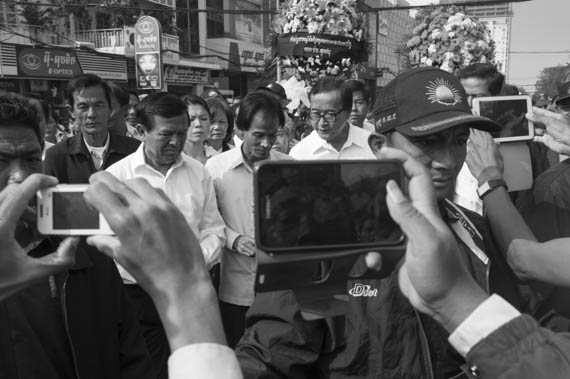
left=83, top=132, right=110, bottom=154
left=226, top=146, right=283, bottom=171
left=310, top=124, right=367, bottom=153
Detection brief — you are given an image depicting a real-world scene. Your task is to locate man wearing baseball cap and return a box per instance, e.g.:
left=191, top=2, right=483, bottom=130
left=555, top=81, right=570, bottom=116
left=236, top=67, right=529, bottom=378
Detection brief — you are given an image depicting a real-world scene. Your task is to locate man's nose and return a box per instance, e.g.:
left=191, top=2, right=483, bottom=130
left=431, top=147, right=457, bottom=170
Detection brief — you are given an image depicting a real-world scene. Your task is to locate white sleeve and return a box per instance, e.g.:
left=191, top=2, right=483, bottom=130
left=168, top=343, right=243, bottom=379
left=448, top=294, right=521, bottom=357
left=198, top=172, right=226, bottom=267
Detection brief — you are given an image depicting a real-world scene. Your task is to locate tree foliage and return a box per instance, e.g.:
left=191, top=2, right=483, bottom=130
left=536, top=64, right=570, bottom=99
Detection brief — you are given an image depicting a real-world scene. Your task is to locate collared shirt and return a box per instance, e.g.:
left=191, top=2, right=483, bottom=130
left=106, top=144, right=226, bottom=283
left=83, top=133, right=110, bottom=169
left=454, top=163, right=483, bottom=215
left=205, top=147, right=291, bottom=306
left=169, top=343, right=243, bottom=379
left=289, top=124, right=376, bottom=160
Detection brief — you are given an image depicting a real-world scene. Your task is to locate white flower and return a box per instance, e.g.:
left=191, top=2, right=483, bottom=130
left=425, top=58, right=433, bottom=66
left=428, top=44, right=437, bottom=54
left=307, top=21, right=320, bottom=33
left=448, top=31, right=455, bottom=38
left=431, top=28, right=441, bottom=40
left=444, top=24, right=452, bottom=32
left=421, top=56, right=428, bottom=64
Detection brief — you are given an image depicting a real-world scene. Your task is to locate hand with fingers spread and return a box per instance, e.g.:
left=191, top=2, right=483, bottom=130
left=0, top=174, right=78, bottom=301
left=528, top=107, right=570, bottom=156
left=465, top=129, right=504, bottom=185
left=83, top=171, right=226, bottom=351
left=378, top=147, right=488, bottom=332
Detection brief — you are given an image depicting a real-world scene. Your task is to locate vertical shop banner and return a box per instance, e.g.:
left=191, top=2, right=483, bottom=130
left=135, top=16, right=162, bottom=90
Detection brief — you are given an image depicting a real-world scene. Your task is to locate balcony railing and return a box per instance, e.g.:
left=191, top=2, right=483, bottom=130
left=0, top=24, right=87, bottom=47
left=76, top=28, right=179, bottom=52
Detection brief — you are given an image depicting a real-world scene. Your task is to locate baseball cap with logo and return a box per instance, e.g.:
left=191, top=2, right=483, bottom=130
left=556, top=81, right=570, bottom=104
left=373, top=67, right=501, bottom=136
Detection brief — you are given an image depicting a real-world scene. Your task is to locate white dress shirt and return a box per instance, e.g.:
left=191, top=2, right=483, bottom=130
left=449, top=294, right=521, bottom=357
left=289, top=124, right=376, bottom=160
left=205, top=147, right=291, bottom=306
left=169, top=343, right=243, bottom=379
left=454, top=162, right=483, bottom=215
left=83, top=132, right=110, bottom=169
left=106, top=144, right=226, bottom=283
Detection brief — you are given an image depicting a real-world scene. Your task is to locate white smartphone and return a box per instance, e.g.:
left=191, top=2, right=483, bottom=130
left=37, top=184, right=114, bottom=235
left=472, top=95, right=534, bottom=143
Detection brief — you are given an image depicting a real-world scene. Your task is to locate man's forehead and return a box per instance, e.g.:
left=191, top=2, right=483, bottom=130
left=310, top=91, right=342, bottom=108
left=74, top=85, right=107, bottom=101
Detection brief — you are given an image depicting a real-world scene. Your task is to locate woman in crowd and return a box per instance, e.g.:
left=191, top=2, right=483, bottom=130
left=182, top=95, right=214, bottom=164
left=206, top=97, right=234, bottom=154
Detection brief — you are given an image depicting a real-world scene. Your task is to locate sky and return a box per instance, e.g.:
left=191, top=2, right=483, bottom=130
left=404, top=0, right=570, bottom=94
left=509, top=0, right=570, bottom=93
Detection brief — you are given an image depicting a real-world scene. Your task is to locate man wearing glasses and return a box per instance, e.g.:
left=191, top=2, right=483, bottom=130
left=289, top=77, right=376, bottom=160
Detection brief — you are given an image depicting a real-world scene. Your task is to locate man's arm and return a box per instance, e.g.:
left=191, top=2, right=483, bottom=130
left=197, top=172, right=226, bottom=267
left=380, top=146, right=570, bottom=379
left=85, top=172, right=242, bottom=379
left=465, top=130, right=537, bottom=257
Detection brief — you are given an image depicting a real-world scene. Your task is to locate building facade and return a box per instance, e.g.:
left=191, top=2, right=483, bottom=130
left=465, top=4, right=513, bottom=76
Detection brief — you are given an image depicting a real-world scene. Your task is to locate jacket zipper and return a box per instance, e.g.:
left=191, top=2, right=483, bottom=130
left=62, top=273, right=82, bottom=379
left=415, top=310, right=435, bottom=379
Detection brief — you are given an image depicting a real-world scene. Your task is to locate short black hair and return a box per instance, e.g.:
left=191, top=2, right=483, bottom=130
left=236, top=91, right=284, bottom=131
left=136, top=92, right=188, bottom=131
left=107, top=81, right=130, bottom=107
left=128, top=90, right=140, bottom=102
left=23, top=92, right=49, bottom=123
left=0, top=93, right=42, bottom=144
left=66, top=74, right=112, bottom=108
left=181, top=94, right=211, bottom=118
left=206, top=96, right=234, bottom=140
left=345, top=79, right=370, bottom=103
left=309, top=77, right=353, bottom=110
left=459, top=63, right=505, bottom=96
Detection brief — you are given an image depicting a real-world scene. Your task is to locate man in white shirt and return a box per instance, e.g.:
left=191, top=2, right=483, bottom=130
left=289, top=77, right=375, bottom=160
left=205, top=91, right=291, bottom=348
left=345, top=79, right=375, bottom=132
left=106, top=92, right=226, bottom=379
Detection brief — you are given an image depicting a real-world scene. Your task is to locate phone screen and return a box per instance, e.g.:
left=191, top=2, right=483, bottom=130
left=477, top=99, right=530, bottom=139
left=52, top=192, right=100, bottom=230
left=255, top=161, right=404, bottom=251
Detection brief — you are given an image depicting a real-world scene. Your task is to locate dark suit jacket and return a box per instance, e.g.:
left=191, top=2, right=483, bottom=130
left=43, top=133, right=140, bottom=183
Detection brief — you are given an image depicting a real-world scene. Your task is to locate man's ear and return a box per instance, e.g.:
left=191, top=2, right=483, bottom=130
left=135, top=124, right=146, bottom=140
left=368, top=133, right=386, bottom=158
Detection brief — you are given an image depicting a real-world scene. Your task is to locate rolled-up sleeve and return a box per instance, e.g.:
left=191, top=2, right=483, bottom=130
left=198, top=173, right=226, bottom=267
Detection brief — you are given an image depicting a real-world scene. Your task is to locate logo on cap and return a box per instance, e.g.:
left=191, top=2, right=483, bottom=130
left=426, top=78, right=462, bottom=106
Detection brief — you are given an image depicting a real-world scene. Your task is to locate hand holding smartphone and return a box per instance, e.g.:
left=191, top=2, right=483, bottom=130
left=37, top=184, right=114, bottom=235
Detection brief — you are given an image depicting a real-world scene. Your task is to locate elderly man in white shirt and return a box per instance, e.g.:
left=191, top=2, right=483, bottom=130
left=289, top=77, right=376, bottom=160
left=106, top=92, right=226, bottom=379
left=206, top=91, right=291, bottom=348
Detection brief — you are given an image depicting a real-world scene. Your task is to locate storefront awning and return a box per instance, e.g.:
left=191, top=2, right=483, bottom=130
left=76, top=50, right=128, bottom=81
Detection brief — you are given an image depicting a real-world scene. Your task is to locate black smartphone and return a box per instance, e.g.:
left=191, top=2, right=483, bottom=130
left=254, top=160, right=405, bottom=252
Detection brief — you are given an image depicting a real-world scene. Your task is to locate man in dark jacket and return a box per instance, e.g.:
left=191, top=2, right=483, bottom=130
left=236, top=68, right=529, bottom=378
left=44, top=74, right=139, bottom=183
left=0, top=93, right=153, bottom=378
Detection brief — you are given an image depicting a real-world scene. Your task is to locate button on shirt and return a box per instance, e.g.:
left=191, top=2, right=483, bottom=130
left=106, top=144, right=226, bottom=283
left=289, top=124, right=376, bottom=160
left=205, top=148, right=292, bottom=306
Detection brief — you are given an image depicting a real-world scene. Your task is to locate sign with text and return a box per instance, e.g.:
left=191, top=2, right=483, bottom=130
left=135, top=16, right=162, bottom=90
left=273, top=33, right=367, bottom=62
left=165, top=66, right=208, bottom=85
left=16, top=47, right=82, bottom=78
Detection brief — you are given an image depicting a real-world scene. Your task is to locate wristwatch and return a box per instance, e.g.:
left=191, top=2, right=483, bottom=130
left=477, top=178, right=508, bottom=199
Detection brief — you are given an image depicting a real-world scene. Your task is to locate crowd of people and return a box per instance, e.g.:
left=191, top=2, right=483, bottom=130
left=2, top=62, right=570, bottom=378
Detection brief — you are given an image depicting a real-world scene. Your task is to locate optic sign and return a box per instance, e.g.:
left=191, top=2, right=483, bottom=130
left=135, top=16, right=162, bottom=90
left=16, top=47, right=82, bottom=78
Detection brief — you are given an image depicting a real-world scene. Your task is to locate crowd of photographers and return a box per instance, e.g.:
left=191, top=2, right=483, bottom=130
left=1, top=62, right=570, bottom=378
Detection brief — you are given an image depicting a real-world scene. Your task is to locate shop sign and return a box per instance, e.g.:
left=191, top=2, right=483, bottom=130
left=16, top=47, right=82, bottom=78
left=135, top=16, right=162, bottom=90
left=165, top=66, right=208, bottom=85
left=0, top=79, right=20, bottom=93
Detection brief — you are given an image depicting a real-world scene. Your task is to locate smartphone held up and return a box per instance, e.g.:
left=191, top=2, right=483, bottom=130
left=37, top=184, right=113, bottom=236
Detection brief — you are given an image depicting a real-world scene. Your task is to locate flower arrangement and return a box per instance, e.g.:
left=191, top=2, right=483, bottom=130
left=405, top=6, right=495, bottom=74
left=268, top=0, right=368, bottom=115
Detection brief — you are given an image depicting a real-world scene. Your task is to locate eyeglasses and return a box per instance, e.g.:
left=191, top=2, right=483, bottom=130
left=308, top=109, right=345, bottom=123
